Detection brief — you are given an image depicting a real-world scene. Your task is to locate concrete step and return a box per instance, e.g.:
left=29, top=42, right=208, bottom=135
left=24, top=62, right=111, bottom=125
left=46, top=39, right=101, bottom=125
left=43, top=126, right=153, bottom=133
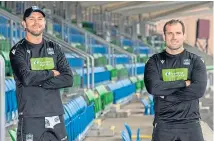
left=201, top=121, right=214, bottom=141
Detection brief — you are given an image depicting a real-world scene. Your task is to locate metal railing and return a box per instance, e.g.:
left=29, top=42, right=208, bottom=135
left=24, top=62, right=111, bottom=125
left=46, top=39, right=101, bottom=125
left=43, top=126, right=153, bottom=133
left=49, top=14, right=137, bottom=76
left=0, top=55, right=5, bottom=141
left=0, top=8, right=95, bottom=89
left=112, top=26, right=160, bottom=54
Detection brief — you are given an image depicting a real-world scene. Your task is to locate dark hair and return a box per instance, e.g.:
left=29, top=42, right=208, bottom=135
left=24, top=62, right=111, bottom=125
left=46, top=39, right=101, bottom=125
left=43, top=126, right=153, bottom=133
left=163, top=19, right=185, bottom=35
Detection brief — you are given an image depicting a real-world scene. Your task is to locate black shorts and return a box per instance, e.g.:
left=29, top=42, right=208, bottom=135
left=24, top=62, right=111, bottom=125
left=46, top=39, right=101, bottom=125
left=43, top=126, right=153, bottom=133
left=152, top=121, right=204, bottom=141
left=17, top=115, right=68, bottom=141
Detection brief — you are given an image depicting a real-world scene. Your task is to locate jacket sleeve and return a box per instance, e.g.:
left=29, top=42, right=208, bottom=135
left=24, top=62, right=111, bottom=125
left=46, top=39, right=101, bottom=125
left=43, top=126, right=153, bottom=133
left=41, top=45, right=73, bottom=89
left=165, top=57, right=207, bottom=102
left=144, top=56, right=186, bottom=96
left=9, top=47, right=54, bottom=86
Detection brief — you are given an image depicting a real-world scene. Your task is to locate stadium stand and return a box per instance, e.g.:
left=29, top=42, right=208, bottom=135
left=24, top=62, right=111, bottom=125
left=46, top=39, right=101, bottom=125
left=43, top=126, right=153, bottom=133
left=0, top=2, right=213, bottom=141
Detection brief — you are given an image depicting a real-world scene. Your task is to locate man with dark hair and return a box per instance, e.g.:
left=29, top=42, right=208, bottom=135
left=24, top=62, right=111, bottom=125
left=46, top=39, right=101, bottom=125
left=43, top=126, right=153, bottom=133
left=163, top=19, right=185, bottom=35
left=144, top=19, right=207, bottom=141
left=10, top=6, right=72, bottom=141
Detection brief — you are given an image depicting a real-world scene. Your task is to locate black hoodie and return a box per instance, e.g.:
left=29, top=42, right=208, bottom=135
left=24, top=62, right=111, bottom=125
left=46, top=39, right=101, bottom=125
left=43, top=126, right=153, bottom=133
left=144, top=49, right=207, bottom=124
left=10, top=38, right=73, bottom=117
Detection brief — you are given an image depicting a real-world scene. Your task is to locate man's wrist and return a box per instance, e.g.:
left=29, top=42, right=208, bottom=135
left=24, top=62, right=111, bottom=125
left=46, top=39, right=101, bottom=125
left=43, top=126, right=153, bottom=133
left=185, top=80, right=191, bottom=87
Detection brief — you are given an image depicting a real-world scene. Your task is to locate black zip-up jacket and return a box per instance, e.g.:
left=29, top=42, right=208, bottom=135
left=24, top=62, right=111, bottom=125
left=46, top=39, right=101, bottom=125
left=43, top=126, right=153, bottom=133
left=9, top=38, right=73, bottom=117
left=144, top=49, right=207, bottom=124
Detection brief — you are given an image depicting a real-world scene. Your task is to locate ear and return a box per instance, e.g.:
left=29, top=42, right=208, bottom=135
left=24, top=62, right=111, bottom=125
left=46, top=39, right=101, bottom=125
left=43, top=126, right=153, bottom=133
left=22, top=21, right=26, bottom=29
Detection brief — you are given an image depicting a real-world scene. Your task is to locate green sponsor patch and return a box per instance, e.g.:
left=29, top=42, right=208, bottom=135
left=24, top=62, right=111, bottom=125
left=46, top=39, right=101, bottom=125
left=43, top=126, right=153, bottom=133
left=162, top=68, right=188, bottom=81
left=30, top=57, right=54, bottom=70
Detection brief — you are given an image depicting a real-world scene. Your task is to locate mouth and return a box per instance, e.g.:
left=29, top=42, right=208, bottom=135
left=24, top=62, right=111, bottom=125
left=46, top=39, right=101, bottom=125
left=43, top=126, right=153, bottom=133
left=32, top=25, right=41, bottom=28
left=33, top=26, right=40, bottom=29
left=171, top=40, right=178, bottom=44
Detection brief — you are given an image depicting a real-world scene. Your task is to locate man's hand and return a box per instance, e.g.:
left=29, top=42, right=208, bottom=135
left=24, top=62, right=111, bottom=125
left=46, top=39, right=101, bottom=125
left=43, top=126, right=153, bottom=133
left=52, top=70, right=60, bottom=77
left=185, top=80, right=191, bottom=87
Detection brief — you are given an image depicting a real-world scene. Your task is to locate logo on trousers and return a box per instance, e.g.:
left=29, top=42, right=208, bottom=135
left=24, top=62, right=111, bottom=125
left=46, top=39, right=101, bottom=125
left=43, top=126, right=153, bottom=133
left=26, top=134, right=33, bottom=141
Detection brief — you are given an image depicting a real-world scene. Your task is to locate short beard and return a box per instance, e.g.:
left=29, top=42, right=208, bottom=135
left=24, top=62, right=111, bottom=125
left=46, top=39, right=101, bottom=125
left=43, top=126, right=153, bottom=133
left=167, top=45, right=183, bottom=50
left=26, top=27, right=44, bottom=37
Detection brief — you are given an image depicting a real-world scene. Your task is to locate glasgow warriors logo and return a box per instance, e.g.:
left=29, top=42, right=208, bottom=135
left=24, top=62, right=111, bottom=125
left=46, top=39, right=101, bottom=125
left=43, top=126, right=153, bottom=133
left=47, top=48, right=54, bottom=55
left=183, top=59, right=190, bottom=65
left=165, top=72, right=171, bottom=76
left=33, top=60, right=39, bottom=65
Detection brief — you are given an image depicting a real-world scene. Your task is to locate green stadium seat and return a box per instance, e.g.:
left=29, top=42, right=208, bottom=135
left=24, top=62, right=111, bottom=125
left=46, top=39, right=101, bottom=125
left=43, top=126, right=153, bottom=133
left=8, top=128, right=17, bottom=141
left=105, top=65, right=118, bottom=81
left=130, top=76, right=141, bottom=92
left=85, top=89, right=102, bottom=117
left=0, top=51, right=13, bottom=76
left=136, top=75, right=145, bottom=90
left=116, top=64, right=129, bottom=79
left=95, top=85, right=113, bottom=110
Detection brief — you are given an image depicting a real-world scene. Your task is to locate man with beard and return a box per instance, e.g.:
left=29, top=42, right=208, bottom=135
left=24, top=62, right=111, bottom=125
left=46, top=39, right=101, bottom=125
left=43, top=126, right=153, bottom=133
left=144, top=19, right=207, bottom=141
left=9, top=6, right=72, bottom=141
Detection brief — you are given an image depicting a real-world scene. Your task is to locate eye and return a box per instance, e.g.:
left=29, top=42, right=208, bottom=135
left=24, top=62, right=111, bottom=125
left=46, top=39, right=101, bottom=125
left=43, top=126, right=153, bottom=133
left=167, top=32, right=172, bottom=36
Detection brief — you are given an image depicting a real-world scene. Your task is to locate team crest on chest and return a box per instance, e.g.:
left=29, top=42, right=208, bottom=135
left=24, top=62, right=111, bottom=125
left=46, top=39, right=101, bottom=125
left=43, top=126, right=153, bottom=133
left=47, top=48, right=54, bottom=55
left=183, top=59, right=190, bottom=65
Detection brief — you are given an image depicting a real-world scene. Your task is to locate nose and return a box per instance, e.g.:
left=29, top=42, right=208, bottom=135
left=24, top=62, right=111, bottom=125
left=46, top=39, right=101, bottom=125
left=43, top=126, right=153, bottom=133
left=34, top=19, right=39, bottom=24
left=171, top=34, right=176, bottom=39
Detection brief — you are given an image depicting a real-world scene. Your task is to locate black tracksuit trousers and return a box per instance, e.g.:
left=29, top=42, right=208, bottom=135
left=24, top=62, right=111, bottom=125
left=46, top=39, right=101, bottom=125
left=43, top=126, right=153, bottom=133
left=16, top=115, right=68, bottom=141
left=152, top=121, right=204, bottom=141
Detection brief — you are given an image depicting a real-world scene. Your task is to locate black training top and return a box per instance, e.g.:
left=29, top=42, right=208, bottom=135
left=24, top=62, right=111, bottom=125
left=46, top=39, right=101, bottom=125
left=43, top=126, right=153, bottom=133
left=10, top=38, right=73, bottom=117
left=144, top=49, right=207, bottom=124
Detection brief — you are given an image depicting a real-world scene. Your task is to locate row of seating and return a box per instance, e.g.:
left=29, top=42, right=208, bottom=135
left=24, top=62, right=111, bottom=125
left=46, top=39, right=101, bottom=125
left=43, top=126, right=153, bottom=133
left=64, top=96, right=87, bottom=119
left=65, top=53, right=133, bottom=68
left=122, top=39, right=134, bottom=47
left=121, top=122, right=153, bottom=141
left=121, top=123, right=141, bottom=141
left=0, top=35, right=13, bottom=76
left=4, top=74, right=146, bottom=124
left=84, top=85, right=114, bottom=118
left=0, top=24, right=25, bottom=39
left=107, top=79, right=136, bottom=104
left=54, top=23, right=94, bottom=35
left=141, top=95, right=154, bottom=115
left=83, top=76, right=145, bottom=117
left=53, top=23, right=147, bottom=50
left=70, top=64, right=145, bottom=87
left=5, top=78, right=17, bottom=124
left=5, top=92, right=95, bottom=141
left=63, top=96, right=94, bottom=141
left=58, top=63, right=145, bottom=93
left=52, top=22, right=152, bottom=58
left=84, top=89, right=102, bottom=117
